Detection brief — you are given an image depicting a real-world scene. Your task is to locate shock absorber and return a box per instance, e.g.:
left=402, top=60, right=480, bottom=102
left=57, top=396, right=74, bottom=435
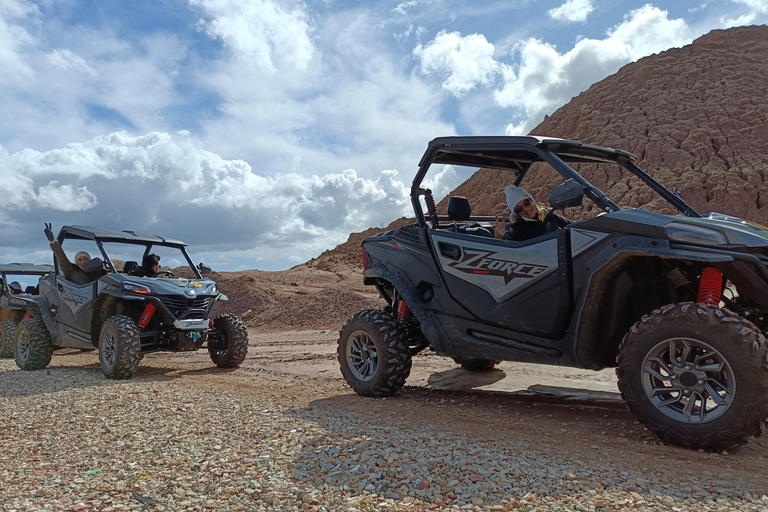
left=138, top=303, right=156, bottom=329
left=424, top=188, right=439, bottom=228
left=697, top=267, right=722, bottom=306
left=397, top=300, right=411, bottom=324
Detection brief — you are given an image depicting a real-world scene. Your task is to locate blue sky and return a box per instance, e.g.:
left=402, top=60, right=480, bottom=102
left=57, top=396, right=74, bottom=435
left=0, top=0, right=766, bottom=270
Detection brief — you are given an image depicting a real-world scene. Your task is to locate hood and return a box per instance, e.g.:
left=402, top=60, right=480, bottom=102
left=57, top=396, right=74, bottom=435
left=578, top=209, right=768, bottom=248
left=693, top=213, right=768, bottom=246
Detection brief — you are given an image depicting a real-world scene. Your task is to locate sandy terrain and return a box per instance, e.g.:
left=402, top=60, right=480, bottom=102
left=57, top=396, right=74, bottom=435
left=122, top=329, right=768, bottom=491
left=2, top=329, right=768, bottom=511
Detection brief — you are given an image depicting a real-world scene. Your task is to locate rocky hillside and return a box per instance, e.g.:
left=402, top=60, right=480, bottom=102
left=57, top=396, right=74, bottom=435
left=220, top=26, right=768, bottom=332
left=441, top=26, right=768, bottom=223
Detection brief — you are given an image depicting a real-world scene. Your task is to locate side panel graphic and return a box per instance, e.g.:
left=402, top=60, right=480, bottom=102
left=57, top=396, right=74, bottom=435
left=432, top=234, right=559, bottom=303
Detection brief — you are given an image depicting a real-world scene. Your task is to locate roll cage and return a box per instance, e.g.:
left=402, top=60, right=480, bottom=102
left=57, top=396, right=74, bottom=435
left=412, top=136, right=701, bottom=226
left=55, top=225, right=202, bottom=279
left=0, top=264, right=53, bottom=295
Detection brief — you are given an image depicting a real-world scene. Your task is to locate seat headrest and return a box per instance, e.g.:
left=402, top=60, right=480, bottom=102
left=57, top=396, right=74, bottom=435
left=123, top=261, right=138, bottom=273
left=447, top=196, right=471, bottom=222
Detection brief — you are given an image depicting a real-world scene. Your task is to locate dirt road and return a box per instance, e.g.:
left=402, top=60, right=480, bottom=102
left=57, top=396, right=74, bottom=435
left=1, top=330, right=767, bottom=511
left=168, top=330, right=768, bottom=494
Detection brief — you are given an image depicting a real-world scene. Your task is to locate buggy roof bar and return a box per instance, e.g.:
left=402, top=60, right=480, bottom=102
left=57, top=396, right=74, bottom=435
left=0, top=263, right=53, bottom=275
left=58, top=225, right=187, bottom=246
left=420, top=136, right=638, bottom=168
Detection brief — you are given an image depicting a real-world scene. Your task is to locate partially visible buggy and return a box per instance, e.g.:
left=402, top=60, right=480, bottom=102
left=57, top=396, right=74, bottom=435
left=9, top=225, right=248, bottom=379
left=339, top=136, right=768, bottom=450
left=0, top=263, right=53, bottom=358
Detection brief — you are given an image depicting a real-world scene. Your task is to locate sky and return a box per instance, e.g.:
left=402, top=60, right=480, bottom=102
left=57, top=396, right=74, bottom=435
left=1, top=0, right=766, bottom=271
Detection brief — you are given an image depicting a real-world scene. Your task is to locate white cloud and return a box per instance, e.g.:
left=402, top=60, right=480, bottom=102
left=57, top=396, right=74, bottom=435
left=189, top=0, right=315, bottom=73
left=0, top=131, right=450, bottom=266
left=393, top=0, right=430, bottom=16
left=0, top=0, right=38, bottom=84
left=414, top=31, right=502, bottom=95
left=731, top=0, right=768, bottom=12
left=35, top=182, right=98, bottom=211
left=192, top=8, right=454, bottom=183
left=605, top=4, right=690, bottom=57
left=0, top=12, right=189, bottom=153
left=495, top=5, right=693, bottom=134
left=0, top=147, right=98, bottom=211
left=548, top=0, right=595, bottom=23
left=45, top=49, right=98, bottom=77
left=423, top=165, right=470, bottom=202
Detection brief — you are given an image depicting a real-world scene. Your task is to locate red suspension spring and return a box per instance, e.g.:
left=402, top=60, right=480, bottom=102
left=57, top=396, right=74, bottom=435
left=697, top=267, right=722, bottom=306
left=397, top=301, right=411, bottom=324
left=138, top=303, right=156, bottom=329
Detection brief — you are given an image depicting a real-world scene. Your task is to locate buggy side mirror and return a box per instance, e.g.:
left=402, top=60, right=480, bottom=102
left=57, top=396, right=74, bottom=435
left=548, top=179, right=584, bottom=210
left=197, top=262, right=212, bottom=273
left=81, top=257, right=104, bottom=273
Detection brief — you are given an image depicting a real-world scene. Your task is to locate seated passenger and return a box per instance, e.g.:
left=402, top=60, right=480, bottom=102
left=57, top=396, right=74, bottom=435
left=136, top=253, right=161, bottom=277
left=44, top=223, right=100, bottom=285
left=504, top=185, right=571, bottom=242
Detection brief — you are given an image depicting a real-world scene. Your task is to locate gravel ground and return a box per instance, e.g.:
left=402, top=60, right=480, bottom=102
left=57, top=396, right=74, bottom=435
left=1, top=342, right=767, bottom=512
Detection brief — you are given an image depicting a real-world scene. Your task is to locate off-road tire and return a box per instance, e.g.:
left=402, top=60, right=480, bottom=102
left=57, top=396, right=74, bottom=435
left=14, top=318, right=53, bottom=371
left=209, top=314, right=248, bottom=368
left=0, top=319, right=17, bottom=358
left=338, top=309, right=412, bottom=397
left=99, top=315, right=141, bottom=380
left=617, top=302, right=768, bottom=450
left=452, top=357, right=501, bottom=372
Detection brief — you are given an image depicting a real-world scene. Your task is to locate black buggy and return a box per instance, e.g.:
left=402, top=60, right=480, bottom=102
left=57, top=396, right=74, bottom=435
left=0, top=263, right=53, bottom=358
left=11, top=225, right=247, bottom=379
left=339, top=136, right=768, bottom=450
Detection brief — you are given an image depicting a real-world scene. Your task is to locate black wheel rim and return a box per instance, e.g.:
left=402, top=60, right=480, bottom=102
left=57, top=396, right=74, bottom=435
left=102, top=331, right=117, bottom=367
left=346, top=330, right=378, bottom=381
left=641, top=337, right=735, bottom=423
left=212, top=332, right=229, bottom=356
left=17, top=332, right=29, bottom=360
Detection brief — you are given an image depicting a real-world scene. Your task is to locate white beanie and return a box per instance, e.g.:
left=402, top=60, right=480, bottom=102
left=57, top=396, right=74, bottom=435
left=75, top=251, right=91, bottom=262
left=505, top=185, right=533, bottom=212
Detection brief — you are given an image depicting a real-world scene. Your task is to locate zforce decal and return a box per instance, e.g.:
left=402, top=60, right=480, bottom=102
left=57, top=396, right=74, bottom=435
left=432, top=233, right=560, bottom=303
left=448, top=249, right=548, bottom=284
left=61, top=287, right=92, bottom=313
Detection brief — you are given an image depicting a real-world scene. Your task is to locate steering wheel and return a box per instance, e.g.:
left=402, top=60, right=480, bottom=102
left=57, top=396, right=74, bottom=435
left=152, top=270, right=175, bottom=278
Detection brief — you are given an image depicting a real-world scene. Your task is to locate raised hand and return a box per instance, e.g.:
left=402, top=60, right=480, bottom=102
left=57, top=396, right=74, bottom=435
left=44, top=223, right=55, bottom=242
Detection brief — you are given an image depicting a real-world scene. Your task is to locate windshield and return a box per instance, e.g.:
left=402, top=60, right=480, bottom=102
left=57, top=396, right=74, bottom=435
left=100, top=242, right=200, bottom=278
left=57, top=238, right=201, bottom=279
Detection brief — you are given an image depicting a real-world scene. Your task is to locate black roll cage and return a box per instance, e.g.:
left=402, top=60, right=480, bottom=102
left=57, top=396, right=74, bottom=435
left=53, top=225, right=202, bottom=279
left=411, top=136, right=700, bottom=229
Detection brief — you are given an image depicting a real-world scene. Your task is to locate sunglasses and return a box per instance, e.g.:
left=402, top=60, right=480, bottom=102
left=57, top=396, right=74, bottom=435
left=514, top=198, right=533, bottom=214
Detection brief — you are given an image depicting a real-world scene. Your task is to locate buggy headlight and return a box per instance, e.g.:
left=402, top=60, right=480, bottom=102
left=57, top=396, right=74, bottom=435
left=209, top=284, right=217, bottom=295
left=666, top=222, right=728, bottom=246
left=123, top=281, right=151, bottom=294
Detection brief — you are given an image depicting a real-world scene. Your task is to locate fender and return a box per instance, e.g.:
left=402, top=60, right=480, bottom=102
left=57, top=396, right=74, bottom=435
left=363, top=267, right=452, bottom=353
left=30, top=295, right=59, bottom=345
